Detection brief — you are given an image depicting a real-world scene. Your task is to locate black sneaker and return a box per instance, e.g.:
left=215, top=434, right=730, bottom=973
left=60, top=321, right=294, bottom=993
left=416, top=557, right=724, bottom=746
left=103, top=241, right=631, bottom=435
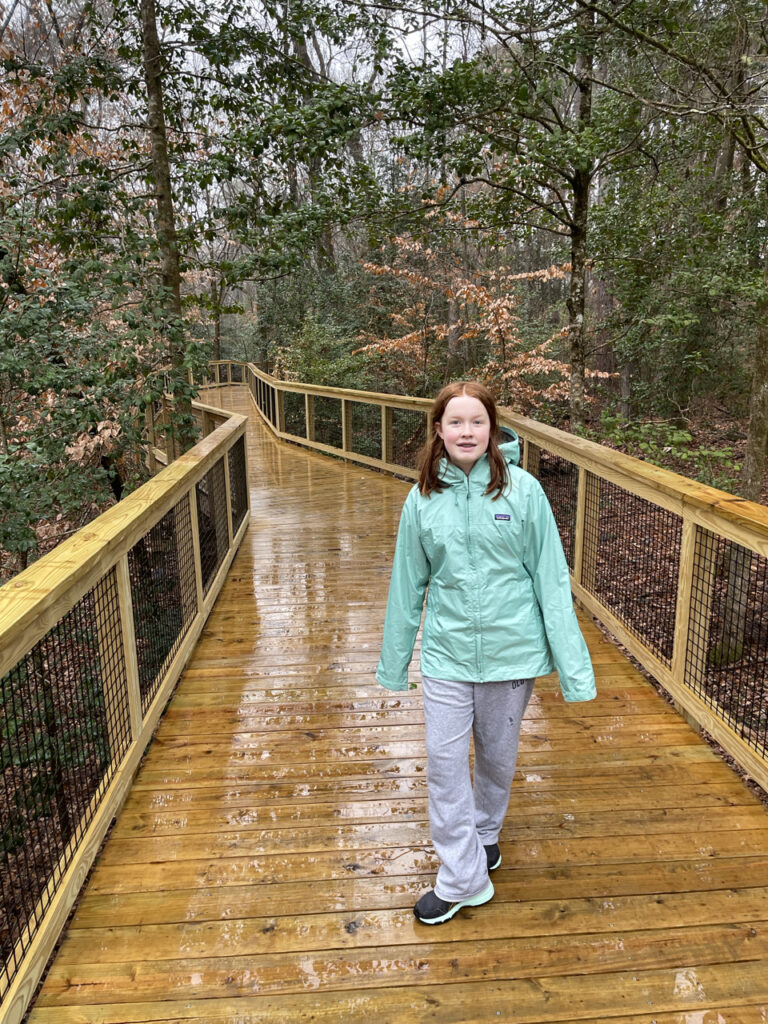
left=413, top=880, right=494, bottom=925
left=485, top=843, right=502, bottom=871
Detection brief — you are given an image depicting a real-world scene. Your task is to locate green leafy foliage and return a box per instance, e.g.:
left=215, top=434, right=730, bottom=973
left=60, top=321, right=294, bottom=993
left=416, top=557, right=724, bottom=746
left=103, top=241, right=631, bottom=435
left=589, top=411, right=738, bottom=491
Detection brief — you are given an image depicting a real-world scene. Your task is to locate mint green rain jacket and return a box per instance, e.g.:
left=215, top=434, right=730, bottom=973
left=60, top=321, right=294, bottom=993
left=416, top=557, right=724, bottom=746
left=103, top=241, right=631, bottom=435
left=376, top=438, right=596, bottom=702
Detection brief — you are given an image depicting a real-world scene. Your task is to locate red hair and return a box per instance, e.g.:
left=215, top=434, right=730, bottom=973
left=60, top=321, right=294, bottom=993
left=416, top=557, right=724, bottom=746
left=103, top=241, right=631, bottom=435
left=417, top=381, right=509, bottom=499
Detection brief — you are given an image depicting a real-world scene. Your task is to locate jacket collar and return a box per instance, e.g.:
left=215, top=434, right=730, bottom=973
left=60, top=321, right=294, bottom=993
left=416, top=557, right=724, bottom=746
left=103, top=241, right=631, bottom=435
left=438, top=436, right=520, bottom=489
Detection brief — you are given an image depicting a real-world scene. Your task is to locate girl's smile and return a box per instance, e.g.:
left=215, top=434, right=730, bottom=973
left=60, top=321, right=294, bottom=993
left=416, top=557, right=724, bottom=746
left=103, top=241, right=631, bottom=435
left=436, top=394, right=491, bottom=474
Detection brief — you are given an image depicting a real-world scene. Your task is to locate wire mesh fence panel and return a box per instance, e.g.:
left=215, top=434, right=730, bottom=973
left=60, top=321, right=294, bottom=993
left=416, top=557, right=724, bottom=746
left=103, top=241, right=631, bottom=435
left=228, top=436, right=249, bottom=534
left=218, top=363, right=229, bottom=384
left=392, top=408, right=427, bottom=470
left=536, top=451, right=578, bottom=570
left=0, top=570, right=129, bottom=1000
left=313, top=396, right=343, bottom=450
left=196, top=457, right=230, bottom=594
left=350, top=402, right=381, bottom=460
left=128, top=496, right=198, bottom=714
left=582, top=476, right=682, bottom=665
left=284, top=391, right=306, bottom=437
left=686, top=529, right=768, bottom=757
left=230, top=363, right=243, bottom=383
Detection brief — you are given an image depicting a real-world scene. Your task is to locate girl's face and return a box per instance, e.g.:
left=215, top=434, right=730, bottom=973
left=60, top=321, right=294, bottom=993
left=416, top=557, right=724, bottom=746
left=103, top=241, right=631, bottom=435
left=436, top=394, right=491, bottom=475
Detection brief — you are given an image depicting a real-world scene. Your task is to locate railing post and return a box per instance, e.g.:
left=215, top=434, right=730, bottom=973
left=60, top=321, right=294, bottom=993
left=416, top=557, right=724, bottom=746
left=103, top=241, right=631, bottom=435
left=381, top=405, right=393, bottom=465
left=115, top=556, right=143, bottom=741
left=188, top=484, right=206, bottom=614
left=572, top=467, right=587, bottom=586
left=341, top=398, right=352, bottom=454
left=276, top=389, right=286, bottom=433
left=222, top=448, right=234, bottom=549
left=524, top=441, right=540, bottom=477
left=175, top=498, right=201, bottom=627
left=579, top=472, right=600, bottom=593
left=672, top=521, right=716, bottom=696
left=305, top=394, right=315, bottom=442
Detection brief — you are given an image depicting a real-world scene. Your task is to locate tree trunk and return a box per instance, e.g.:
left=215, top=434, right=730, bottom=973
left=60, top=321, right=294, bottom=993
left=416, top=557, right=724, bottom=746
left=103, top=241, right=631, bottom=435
left=291, top=31, right=336, bottom=272
left=139, top=0, right=194, bottom=452
left=712, top=192, right=768, bottom=670
left=566, top=9, right=594, bottom=431
left=567, top=178, right=589, bottom=430
left=739, top=260, right=768, bottom=503
left=619, top=360, right=634, bottom=421
left=211, top=279, right=222, bottom=362
left=446, top=287, right=463, bottom=376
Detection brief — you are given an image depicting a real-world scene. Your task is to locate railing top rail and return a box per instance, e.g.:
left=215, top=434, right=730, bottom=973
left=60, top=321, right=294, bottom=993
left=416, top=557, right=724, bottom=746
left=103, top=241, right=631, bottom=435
left=229, top=360, right=768, bottom=545
left=239, top=362, right=432, bottom=412
left=193, top=398, right=238, bottom=418
left=503, top=412, right=768, bottom=542
left=0, top=407, right=247, bottom=680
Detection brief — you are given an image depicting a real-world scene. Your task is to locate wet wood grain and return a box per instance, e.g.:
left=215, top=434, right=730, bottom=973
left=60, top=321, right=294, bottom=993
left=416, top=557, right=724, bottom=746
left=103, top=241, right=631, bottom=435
left=28, top=386, right=768, bottom=1023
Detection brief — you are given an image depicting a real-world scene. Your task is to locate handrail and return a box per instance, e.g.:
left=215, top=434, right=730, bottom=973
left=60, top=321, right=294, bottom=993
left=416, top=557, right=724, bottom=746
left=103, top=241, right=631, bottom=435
left=0, top=399, right=249, bottom=1023
left=206, top=360, right=768, bottom=797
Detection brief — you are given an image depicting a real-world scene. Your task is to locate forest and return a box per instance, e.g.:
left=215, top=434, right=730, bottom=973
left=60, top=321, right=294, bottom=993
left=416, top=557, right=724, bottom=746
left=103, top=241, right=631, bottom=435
left=2, top=0, right=768, bottom=582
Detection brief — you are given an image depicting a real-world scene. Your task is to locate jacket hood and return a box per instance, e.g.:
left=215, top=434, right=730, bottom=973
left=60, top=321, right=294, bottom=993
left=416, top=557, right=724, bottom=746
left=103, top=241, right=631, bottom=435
left=438, top=431, right=521, bottom=485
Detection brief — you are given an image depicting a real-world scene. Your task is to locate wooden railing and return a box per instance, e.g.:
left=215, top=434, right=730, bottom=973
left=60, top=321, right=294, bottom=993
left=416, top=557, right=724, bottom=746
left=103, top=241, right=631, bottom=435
left=0, top=399, right=249, bottom=1024
left=3, top=360, right=766, bottom=1021
left=207, top=360, right=768, bottom=795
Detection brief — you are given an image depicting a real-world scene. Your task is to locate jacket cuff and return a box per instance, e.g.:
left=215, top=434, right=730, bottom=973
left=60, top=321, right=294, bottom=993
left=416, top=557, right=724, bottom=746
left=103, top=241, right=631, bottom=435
left=376, top=672, right=409, bottom=692
left=561, top=684, right=597, bottom=703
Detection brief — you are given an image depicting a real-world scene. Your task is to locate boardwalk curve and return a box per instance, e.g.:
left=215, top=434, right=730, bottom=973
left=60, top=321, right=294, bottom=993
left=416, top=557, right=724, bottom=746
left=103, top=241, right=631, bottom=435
left=28, top=387, right=768, bottom=1023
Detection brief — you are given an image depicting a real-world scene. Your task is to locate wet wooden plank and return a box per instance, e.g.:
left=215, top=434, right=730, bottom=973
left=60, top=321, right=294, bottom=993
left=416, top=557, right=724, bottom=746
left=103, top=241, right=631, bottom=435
left=27, top=961, right=768, bottom=1023
left=67, top=855, right=768, bottom=928
left=115, top=782, right=759, bottom=829
left=112, top=787, right=762, bottom=838
left=49, top=887, right=768, bottom=964
left=34, top=922, right=768, bottom=1006
left=97, top=806, right=768, bottom=865
left=28, top=386, right=768, bottom=1024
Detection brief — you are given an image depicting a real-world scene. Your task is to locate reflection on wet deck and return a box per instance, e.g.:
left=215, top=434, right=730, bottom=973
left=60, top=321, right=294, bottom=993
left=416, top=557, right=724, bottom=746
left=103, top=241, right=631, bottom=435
left=30, top=387, right=768, bottom=1023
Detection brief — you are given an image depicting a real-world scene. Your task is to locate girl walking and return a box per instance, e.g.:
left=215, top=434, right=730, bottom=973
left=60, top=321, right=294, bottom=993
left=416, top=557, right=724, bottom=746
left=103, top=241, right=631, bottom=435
left=377, top=381, right=596, bottom=925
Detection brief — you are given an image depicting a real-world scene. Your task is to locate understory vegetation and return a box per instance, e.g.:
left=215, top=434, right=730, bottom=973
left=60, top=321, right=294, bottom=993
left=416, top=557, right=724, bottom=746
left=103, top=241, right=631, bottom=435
left=2, top=0, right=768, bottom=580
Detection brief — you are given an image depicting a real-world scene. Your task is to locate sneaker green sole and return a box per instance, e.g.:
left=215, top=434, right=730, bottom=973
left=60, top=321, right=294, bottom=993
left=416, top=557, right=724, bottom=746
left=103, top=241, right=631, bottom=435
left=414, top=880, right=495, bottom=925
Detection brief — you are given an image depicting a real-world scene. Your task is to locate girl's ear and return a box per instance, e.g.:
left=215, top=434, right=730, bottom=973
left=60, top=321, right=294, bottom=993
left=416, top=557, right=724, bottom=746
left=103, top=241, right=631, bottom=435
left=434, top=421, right=443, bottom=440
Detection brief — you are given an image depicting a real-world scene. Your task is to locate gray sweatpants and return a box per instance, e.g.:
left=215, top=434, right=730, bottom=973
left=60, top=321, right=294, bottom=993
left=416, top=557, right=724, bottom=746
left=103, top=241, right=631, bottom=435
left=421, top=674, right=535, bottom=902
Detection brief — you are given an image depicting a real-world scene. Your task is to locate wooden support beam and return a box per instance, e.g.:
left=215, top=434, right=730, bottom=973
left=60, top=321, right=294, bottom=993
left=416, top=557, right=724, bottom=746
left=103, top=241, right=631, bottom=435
left=305, top=394, right=315, bottom=442
left=341, top=398, right=352, bottom=455
left=115, top=555, right=143, bottom=741
left=381, top=406, right=393, bottom=466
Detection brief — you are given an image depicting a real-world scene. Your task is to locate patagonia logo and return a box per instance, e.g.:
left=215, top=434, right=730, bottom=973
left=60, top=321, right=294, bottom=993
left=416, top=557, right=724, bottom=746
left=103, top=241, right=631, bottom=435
left=494, top=514, right=511, bottom=521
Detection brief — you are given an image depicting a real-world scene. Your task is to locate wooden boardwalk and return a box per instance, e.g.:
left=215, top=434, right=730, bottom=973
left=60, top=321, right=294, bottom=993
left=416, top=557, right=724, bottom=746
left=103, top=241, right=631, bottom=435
left=29, top=387, right=768, bottom=1023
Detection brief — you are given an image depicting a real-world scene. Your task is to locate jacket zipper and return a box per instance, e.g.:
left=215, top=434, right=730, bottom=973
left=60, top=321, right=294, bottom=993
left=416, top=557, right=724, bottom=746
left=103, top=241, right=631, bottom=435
left=465, top=477, right=482, bottom=679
